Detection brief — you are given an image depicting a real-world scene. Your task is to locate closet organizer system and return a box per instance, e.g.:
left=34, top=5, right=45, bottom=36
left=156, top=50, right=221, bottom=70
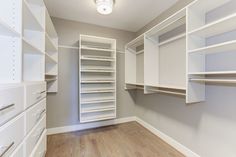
left=79, top=35, right=117, bottom=123
left=125, top=0, right=236, bottom=103
left=0, top=0, right=58, bottom=156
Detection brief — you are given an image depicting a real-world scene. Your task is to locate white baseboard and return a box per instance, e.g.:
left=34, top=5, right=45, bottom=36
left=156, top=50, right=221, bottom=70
left=47, top=116, right=199, bottom=157
left=135, top=117, right=200, bottom=157
left=47, top=116, right=136, bottom=135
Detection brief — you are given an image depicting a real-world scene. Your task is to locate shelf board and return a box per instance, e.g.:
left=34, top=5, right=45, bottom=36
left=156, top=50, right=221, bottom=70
left=149, top=89, right=186, bottom=96
left=189, top=40, right=236, bottom=55
left=136, top=50, right=144, bottom=55
left=80, top=114, right=115, bottom=123
left=188, top=13, right=236, bottom=38
left=126, top=83, right=144, bottom=86
left=81, top=99, right=115, bottom=104
left=189, top=71, right=236, bottom=75
left=46, top=33, right=58, bottom=52
left=45, top=73, right=57, bottom=76
left=23, top=38, right=44, bottom=55
left=81, top=55, right=115, bottom=62
left=146, top=84, right=186, bottom=91
left=159, top=33, right=186, bottom=46
left=189, top=78, right=236, bottom=83
left=80, top=46, right=115, bottom=52
left=81, top=70, right=115, bottom=73
left=81, top=89, right=115, bottom=94
left=45, top=53, right=57, bottom=64
left=23, top=0, right=44, bottom=31
left=46, top=78, right=57, bottom=82
left=81, top=80, right=115, bottom=84
left=81, top=107, right=115, bottom=114
left=0, top=19, right=20, bottom=37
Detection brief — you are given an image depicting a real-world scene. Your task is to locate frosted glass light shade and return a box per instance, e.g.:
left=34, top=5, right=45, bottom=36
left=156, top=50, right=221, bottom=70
left=96, top=0, right=113, bottom=15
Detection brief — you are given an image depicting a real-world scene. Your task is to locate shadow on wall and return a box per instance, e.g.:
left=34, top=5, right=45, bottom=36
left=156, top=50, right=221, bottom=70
left=134, top=84, right=236, bottom=130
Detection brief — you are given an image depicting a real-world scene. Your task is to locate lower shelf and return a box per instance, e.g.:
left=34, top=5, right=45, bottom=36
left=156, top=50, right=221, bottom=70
left=80, top=114, right=116, bottom=123
left=81, top=107, right=115, bottom=114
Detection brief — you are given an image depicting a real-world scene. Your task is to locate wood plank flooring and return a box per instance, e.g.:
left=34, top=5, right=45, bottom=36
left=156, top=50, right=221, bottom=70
left=46, top=122, right=185, bottom=157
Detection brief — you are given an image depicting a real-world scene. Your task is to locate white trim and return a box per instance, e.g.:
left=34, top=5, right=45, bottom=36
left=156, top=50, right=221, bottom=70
left=47, top=116, right=136, bottom=135
left=135, top=117, right=200, bottom=157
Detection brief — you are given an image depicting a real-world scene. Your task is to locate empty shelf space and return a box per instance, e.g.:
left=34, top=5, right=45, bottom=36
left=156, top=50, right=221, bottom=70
left=80, top=114, right=115, bottom=123
left=46, top=53, right=57, bottom=64
left=80, top=45, right=115, bottom=52
left=0, top=19, right=20, bottom=37
left=189, top=78, right=236, bottom=83
left=81, top=55, right=115, bottom=62
left=81, top=89, right=115, bottom=94
left=189, top=40, right=236, bottom=55
left=80, top=99, right=115, bottom=104
left=146, top=84, right=186, bottom=91
left=23, top=38, right=44, bottom=55
left=23, top=0, right=44, bottom=31
left=188, top=13, right=236, bottom=38
left=46, top=33, right=58, bottom=51
left=189, top=71, right=236, bottom=75
left=81, top=106, right=115, bottom=114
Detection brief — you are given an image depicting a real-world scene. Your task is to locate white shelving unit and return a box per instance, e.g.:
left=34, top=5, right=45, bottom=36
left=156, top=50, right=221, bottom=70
left=45, top=10, right=58, bottom=93
left=187, top=0, right=236, bottom=103
left=79, top=35, right=116, bottom=123
left=125, top=0, right=236, bottom=103
left=125, top=34, right=145, bottom=90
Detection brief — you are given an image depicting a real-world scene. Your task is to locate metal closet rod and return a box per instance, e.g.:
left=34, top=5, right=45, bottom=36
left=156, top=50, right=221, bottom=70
left=58, top=45, right=125, bottom=54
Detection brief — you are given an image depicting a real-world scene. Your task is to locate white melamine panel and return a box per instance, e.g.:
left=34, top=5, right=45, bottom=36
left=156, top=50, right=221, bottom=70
left=144, top=36, right=159, bottom=86
left=80, top=110, right=116, bottom=123
left=25, top=99, right=46, bottom=134
left=0, top=85, right=24, bottom=126
left=136, top=52, right=144, bottom=84
left=0, top=114, right=24, bottom=157
left=25, top=115, right=46, bottom=157
left=159, top=36, right=186, bottom=88
left=0, top=36, right=21, bottom=83
left=24, top=82, right=46, bottom=109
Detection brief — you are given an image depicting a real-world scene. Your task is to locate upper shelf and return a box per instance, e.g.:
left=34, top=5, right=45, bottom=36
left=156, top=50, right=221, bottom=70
left=0, top=18, right=20, bottom=37
left=189, top=40, right=236, bottom=55
left=23, top=38, right=44, bottom=55
left=189, top=71, right=236, bottom=75
left=188, top=13, right=236, bottom=38
left=80, top=46, right=115, bottom=52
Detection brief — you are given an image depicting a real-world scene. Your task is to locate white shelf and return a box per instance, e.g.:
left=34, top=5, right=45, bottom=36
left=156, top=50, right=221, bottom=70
left=81, top=99, right=115, bottom=104
left=126, top=83, right=144, bottom=86
left=81, top=55, right=115, bottom=62
left=80, top=114, right=115, bottom=123
left=81, top=107, right=115, bottom=114
left=190, top=78, right=236, bottom=84
left=81, top=80, right=115, bottom=84
left=23, top=38, right=44, bottom=55
left=147, top=84, right=186, bottom=91
left=46, top=78, right=57, bottom=82
left=80, top=46, right=115, bottom=52
left=189, top=71, right=236, bottom=75
left=81, top=89, right=115, bottom=94
left=45, top=33, right=57, bottom=52
left=0, top=18, right=20, bottom=37
left=81, top=69, right=115, bottom=73
left=136, top=50, right=144, bottom=55
left=189, top=40, right=236, bottom=55
left=149, top=89, right=186, bottom=96
left=159, top=33, right=186, bottom=46
left=23, top=0, right=44, bottom=31
left=45, top=53, right=57, bottom=64
left=45, top=73, right=57, bottom=76
left=188, top=13, right=236, bottom=38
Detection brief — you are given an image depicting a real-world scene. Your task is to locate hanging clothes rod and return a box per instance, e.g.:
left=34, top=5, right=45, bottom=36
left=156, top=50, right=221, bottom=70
left=59, top=45, right=125, bottom=54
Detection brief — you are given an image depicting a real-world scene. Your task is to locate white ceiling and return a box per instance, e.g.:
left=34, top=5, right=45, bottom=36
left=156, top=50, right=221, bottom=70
left=44, top=0, right=178, bottom=32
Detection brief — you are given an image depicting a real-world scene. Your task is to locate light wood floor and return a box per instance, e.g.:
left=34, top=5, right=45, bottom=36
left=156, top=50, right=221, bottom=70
left=46, top=122, right=185, bottom=157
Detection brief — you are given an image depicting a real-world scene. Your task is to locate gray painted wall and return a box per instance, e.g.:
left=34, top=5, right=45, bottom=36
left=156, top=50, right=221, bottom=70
left=46, top=17, right=136, bottom=128
left=134, top=1, right=236, bottom=157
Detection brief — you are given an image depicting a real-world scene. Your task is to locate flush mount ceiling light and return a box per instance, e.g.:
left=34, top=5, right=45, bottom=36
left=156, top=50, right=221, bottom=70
left=96, top=0, right=114, bottom=15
